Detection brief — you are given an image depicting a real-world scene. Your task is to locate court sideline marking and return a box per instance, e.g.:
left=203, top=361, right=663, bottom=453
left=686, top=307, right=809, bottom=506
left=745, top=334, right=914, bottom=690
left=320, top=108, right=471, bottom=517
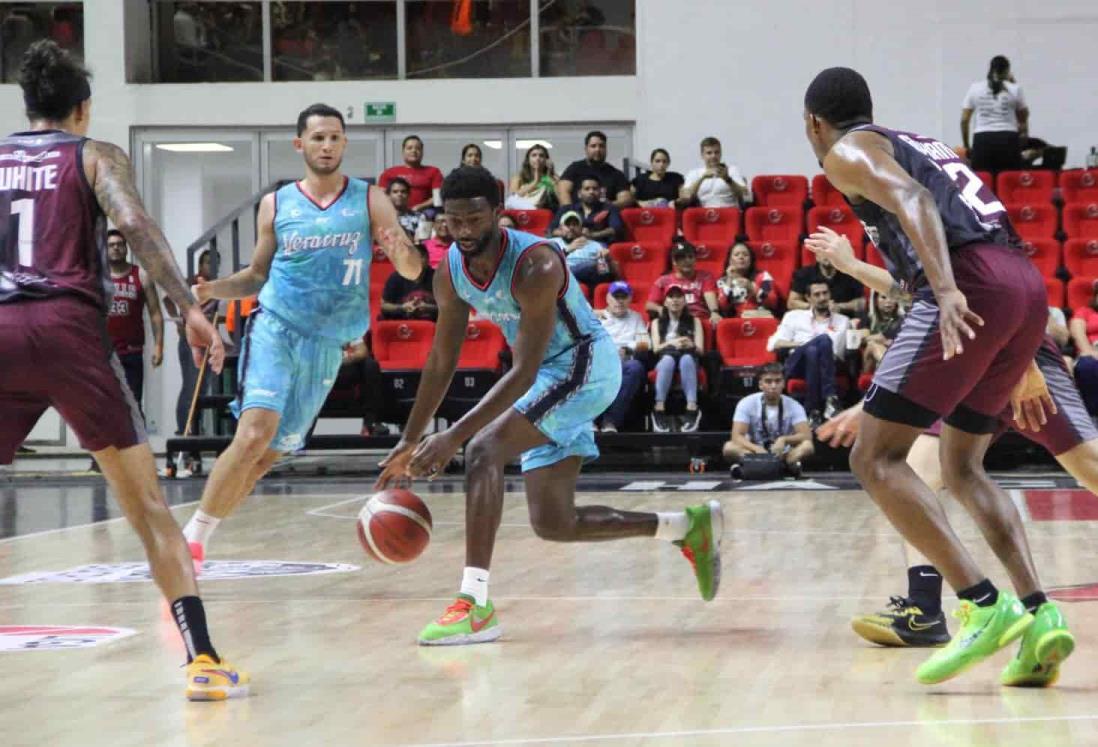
left=403, top=713, right=1098, bottom=746
left=0, top=500, right=199, bottom=545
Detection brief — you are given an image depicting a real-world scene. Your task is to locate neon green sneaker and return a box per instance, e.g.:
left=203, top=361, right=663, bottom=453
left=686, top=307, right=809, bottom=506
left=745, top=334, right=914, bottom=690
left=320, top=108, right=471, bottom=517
left=418, top=595, right=502, bottom=646
left=675, top=500, right=723, bottom=601
left=1001, top=601, right=1074, bottom=687
left=916, top=591, right=1032, bottom=685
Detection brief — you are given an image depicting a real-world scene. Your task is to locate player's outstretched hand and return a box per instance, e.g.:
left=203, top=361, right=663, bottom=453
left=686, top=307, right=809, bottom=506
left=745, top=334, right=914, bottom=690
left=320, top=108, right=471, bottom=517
left=408, top=431, right=462, bottom=481
left=804, top=226, right=858, bottom=274
left=816, top=401, right=864, bottom=448
left=936, top=288, right=983, bottom=359
left=1011, top=361, right=1056, bottom=432
left=192, top=276, right=213, bottom=305
left=376, top=440, right=417, bottom=489
left=184, top=306, right=225, bottom=374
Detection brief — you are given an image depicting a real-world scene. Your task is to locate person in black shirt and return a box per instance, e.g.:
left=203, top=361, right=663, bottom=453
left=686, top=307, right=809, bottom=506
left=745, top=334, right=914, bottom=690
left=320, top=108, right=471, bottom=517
left=549, top=176, right=624, bottom=243
left=380, top=246, right=436, bottom=320
left=631, top=148, right=685, bottom=208
left=788, top=256, right=865, bottom=315
left=557, top=129, right=632, bottom=208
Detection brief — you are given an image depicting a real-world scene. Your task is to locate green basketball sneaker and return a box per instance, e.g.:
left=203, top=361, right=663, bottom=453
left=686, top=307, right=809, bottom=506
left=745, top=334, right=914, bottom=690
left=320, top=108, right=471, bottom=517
left=418, top=595, right=502, bottom=646
left=675, top=500, right=723, bottom=601
left=916, top=592, right=1033, bottom=685
left=1001, top=601, right=1074, bottom=687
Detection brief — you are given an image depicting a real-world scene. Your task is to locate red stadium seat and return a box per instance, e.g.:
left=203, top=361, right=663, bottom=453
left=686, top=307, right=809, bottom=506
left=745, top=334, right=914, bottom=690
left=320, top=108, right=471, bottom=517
left=1064, top=238, right=1098, bottom=278
left=974, top=171, right=994, bottom=193
left=1046, top=277, right=1065, bottom=309
left=744, top=206, right=803, bottom=243
left=749, top=240, right=797, bottom=300
left=692, top=242, right=730, bottom=277
left=1019, top=238, right=1061, bottom=278
left=372, top=320, right=436, bottom=370
left=1062, top=202, right=1098, bottom=240
left=369, top=261, right=393, bottom=320
left=501, top=209, right=553, bottom=236
left=811, top=174, right=845, bottom=207
left=1060, top=170, right=1098, bottom=205
left=456, top=320, right=506, bottom=370
left=593, top=281, right=651, bottom=315
left=682, top=207, right=741, bottom=247
left=1006, top=203, right=1057, bottom=241
left=715, top=317, right=778, bottom=367
left=608, top=242, right=670, bottom=285
left=1066, top=278, right=1096, bottom=311
left=996, top=170, right=1056, bottom=205
left=620, top=207, right=676, bottom=245
left=787, top=374, right=851, bottom=397
left=751, top=175, right=809, bottom=208
left=805, top=205, right=867, bottom=261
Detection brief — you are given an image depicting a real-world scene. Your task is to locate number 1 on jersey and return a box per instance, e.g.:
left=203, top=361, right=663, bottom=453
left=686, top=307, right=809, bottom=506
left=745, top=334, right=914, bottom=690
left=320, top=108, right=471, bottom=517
left=342, top=258, right=364, bottom=286
left=11, top=198, right=35, bottom=266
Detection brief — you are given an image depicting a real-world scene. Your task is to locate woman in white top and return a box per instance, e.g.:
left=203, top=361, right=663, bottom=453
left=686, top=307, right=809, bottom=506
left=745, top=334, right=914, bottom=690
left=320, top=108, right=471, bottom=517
left=961, top=55, right=1029, bottom=174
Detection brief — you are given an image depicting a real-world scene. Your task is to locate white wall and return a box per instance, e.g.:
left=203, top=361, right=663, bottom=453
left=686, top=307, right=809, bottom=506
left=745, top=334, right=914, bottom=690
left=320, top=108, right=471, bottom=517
left=3, top=0, right=1096, bottom=445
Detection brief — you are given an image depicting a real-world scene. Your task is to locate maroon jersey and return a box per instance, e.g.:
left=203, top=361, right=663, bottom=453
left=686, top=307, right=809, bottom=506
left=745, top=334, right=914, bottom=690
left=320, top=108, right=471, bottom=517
left=107, top=265, right=146, bottom=354
left=0, top=129, right=110, bottom=308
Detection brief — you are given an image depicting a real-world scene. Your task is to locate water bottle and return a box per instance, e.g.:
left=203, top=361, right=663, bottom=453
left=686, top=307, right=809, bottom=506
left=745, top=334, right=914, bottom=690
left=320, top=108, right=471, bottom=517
left=1088, top=147, right=1098, bottom=169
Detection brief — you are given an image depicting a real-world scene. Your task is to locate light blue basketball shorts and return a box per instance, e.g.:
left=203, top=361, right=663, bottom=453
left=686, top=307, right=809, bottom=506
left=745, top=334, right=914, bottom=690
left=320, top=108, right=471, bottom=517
left=514, top=335, right=621, bottom=472
left=230, top=309, right=346, bottom=452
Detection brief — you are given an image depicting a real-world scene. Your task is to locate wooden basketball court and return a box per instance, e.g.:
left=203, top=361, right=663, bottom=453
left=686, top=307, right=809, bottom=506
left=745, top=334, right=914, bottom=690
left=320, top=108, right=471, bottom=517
left=1, top=478, right=1096, bottom=746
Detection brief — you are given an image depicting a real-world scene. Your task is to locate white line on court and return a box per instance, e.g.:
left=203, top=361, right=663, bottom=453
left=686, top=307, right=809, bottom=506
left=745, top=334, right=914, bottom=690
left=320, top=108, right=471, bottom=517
left=1010, top=488, right=1033, bottom=522
left=0, top=500, right=199, bottom=545
left=401, top=714, right=1098, bottom=746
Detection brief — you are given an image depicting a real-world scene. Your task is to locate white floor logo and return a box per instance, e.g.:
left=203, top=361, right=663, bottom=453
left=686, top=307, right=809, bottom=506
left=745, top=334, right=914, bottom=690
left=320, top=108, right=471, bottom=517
left=0, top=625, right=136, bottom=651
left=0, top=560, right=359, bottom=585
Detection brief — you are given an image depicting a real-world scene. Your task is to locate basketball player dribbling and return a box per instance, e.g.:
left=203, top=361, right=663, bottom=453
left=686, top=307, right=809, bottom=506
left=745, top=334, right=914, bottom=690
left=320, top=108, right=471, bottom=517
left=377, top=166, right=722, bottom=646
left=178, top=104, right=422, bottom=566
left=0, top=41, right=246, bottom=700
left=808, top=237, right=1082, bottom=686
left=802, top=67, right=1065, bottom=684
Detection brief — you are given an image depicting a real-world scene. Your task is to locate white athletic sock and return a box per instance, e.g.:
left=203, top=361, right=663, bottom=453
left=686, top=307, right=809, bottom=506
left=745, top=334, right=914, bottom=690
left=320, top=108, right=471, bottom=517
left=182, top=510, right=221, bottom=547
left=655, top=511, right=689, bottom=542
left=460, top=566, right=490, bottom=607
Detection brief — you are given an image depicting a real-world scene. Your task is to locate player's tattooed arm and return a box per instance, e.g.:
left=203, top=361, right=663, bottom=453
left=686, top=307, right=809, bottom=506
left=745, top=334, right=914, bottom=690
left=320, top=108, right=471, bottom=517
left=84, top=140, right=196, bottom=313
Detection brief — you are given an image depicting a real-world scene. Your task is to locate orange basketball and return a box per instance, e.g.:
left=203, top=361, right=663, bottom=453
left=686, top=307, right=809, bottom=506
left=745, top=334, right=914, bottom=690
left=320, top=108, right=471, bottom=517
left=356, top=489, right=432, bottom=564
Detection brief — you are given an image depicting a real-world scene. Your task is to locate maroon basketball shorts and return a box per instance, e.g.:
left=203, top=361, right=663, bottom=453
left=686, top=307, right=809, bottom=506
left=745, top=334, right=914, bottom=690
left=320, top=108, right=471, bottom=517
left=923, top=336, right=1098, bottom=455
left=865, top=243, right=1048, bottom=434
left=0, top=296, right=146, bottom=464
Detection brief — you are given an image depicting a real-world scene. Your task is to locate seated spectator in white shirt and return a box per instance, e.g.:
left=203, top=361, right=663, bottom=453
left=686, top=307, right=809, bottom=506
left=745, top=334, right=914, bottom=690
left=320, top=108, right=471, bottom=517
left=767, top=282, right=849, bottom=423
left=723, top=362, right=814, bottom=472
left=550, top=210, right=618, bottom=285
left=680, top=136, right=750, bottom=208
left=596, top=281, right=651, bottom=432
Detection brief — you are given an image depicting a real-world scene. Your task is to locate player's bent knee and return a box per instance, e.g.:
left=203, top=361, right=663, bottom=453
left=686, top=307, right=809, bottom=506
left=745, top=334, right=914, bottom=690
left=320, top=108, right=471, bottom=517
left=465, top=433, right=504, bottom=471
left=529, top=513, right=576, bottom=542
left=233, top=425, right=277, bottom=460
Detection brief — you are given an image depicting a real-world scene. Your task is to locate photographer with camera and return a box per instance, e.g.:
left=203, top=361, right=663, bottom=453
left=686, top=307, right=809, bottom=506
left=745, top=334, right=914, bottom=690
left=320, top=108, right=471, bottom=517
left=723, top=363, right=814, bottom=479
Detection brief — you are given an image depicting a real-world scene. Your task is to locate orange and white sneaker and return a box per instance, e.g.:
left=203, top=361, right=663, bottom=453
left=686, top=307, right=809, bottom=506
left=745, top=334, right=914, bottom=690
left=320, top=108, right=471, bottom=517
left=185, top=654, right=250, bottom=701
left=418, top=595, right=502, bottom=646
left=188, top=542, right=205, bottom=577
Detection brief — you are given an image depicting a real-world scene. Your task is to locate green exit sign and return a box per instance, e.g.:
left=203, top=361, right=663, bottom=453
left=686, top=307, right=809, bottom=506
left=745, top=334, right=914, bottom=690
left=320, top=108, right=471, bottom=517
left=364, top=102, right=396, bottom=123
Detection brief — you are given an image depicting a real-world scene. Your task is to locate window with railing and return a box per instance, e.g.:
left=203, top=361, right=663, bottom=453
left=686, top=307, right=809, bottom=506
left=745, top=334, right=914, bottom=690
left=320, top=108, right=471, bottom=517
left=0, top=2, right=83, bottom=83
left=134, top=0, right=633, bottom=83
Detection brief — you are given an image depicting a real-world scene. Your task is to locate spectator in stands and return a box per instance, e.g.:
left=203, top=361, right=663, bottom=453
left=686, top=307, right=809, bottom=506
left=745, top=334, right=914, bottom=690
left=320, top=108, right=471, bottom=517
left=630, top=148, right=685, bottom=208
left=855, top=290, right=904, bottom=374
left=648, top=241, right=722, bottom=326
left=550, top=210, right=618, bottom=285
left=461, top=143, right=482, bottom=167
left=550, top=175, right=624, bottom=243
left=650, top=285, right=705, bottom=433
left=558, top=130, right=632, bottom=207
left=788, top=255, right=865, bottom=314
left=716, top=242, right=779, bottom=318
left=422, top=213, right=452, bottom=269
left=379, top=135, right=443, bottom=213
left=767, top=281, right=848, bottom=424
left=1070, top=284, right=1098, bottom=414
left=680, top=136, right=750, bottom=208
left=506, top=143, right=559, bottom=210
left=596, top=281, right=651, bottom=433
left=337, top=335, right=387, bottom=436
left=961, top=55, right=1028, bottom=175
left=498, top=214, right=517, bottom=229
left=380, top=245, right=436, bottom=320
left=386, top=177, right=425, bottom=240
left=1048, top=304, right=1069, bottom=350
left=722, top=362, right=813, bottom=475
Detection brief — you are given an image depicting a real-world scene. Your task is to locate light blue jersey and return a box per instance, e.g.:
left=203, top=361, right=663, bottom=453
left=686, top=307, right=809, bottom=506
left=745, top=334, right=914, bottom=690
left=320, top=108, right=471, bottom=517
left=259, top=177, right=372, bottom=342
left=447, top=228, right=620, bottom=471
